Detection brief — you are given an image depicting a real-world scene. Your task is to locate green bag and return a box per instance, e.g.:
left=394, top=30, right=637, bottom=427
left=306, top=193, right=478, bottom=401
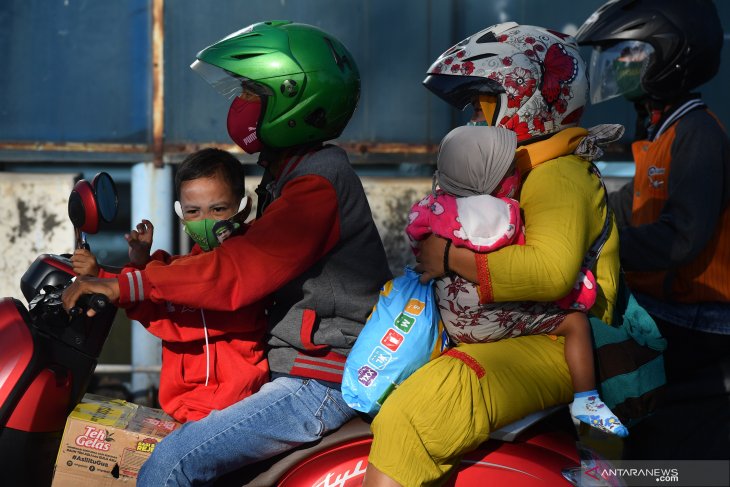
left=589, top=277, right=667, bottom=427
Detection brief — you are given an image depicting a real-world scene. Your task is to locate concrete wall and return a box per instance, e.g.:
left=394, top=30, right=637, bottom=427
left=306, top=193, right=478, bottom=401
left=0, top=173, right=76, bottom=300
left=362, top=178, right=433, bottom=274
left=0, top=170, right=631, bottom=303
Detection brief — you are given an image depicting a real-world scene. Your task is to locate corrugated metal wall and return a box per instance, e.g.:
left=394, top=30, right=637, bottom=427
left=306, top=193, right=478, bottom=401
left=0, top=0, right=151, bottom=148
left=2, top=0, right=728, bottom=162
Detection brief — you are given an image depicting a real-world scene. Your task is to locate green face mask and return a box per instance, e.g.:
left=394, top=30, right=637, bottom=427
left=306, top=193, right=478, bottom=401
left=183, top=218, right=242, bottom=252
left=175, top=198, right=249, bottom=252
left=182, top=219, right=219, bottom=252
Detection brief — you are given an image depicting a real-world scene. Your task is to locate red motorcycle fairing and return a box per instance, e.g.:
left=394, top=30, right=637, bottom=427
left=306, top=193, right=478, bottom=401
left=278, top=437, right=371, bottom=487
left=273, top=439, right=577, bottom=486
left=450, top=440, right=578, bottom=486
left=0, top=298, right=75, bottom=433
left=0, top=299, right=34, bottom=417
left=5, top=368, right=72, bottom=432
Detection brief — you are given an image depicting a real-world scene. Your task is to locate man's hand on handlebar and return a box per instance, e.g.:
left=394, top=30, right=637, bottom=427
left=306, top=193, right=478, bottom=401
left=62, top=276, right=120, bottom=317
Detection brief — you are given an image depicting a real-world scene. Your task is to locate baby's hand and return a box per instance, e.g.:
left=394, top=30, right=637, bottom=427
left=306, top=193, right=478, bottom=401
left=71, top=249, right=100, bottom=277
left=125, top=219, right=154, bottom=267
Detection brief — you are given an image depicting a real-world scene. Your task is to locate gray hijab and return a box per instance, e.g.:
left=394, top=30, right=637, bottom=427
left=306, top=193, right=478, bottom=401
left=434, top=125, right=518, bottom=197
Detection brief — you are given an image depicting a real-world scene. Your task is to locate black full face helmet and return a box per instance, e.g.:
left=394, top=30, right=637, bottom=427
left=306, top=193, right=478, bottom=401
left=575, top=0, right=723, bottom=103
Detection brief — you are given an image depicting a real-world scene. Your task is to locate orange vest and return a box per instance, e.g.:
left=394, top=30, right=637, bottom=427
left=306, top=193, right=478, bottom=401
left=626, top=118, right=730, bottom=303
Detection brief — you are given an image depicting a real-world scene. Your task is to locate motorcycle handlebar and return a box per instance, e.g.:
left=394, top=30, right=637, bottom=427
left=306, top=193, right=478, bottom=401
left=69, top=293, right=109, bottom=317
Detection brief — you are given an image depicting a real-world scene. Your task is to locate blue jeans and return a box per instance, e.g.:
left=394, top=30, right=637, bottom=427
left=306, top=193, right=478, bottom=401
left=137, top=377, right=357, bottom=486
left=634, top=291, right=730, bottom=335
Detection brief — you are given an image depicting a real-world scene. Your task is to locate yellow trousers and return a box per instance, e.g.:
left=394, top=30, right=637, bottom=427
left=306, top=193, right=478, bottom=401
left=369, top=335, right=573, bottom=487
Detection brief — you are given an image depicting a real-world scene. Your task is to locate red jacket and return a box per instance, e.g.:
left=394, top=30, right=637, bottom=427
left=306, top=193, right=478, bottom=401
left=102, top=246, right=269, bottom=423
left=115, top=146, right=391, bottom=383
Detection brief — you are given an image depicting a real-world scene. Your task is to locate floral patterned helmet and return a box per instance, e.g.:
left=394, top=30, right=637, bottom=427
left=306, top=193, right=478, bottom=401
left=423, top=22, right=589, bottom=143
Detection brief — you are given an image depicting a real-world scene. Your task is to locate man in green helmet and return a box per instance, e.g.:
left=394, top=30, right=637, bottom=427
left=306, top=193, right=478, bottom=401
left=63, top=21, right=392, bottom=484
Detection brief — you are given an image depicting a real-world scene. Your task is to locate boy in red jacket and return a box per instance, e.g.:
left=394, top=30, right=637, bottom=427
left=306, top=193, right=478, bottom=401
left=72, top=148, right=269, bottom=423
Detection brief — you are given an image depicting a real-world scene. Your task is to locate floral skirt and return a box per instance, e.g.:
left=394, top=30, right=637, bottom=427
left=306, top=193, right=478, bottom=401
left=435, top=275, right=567, bottom=344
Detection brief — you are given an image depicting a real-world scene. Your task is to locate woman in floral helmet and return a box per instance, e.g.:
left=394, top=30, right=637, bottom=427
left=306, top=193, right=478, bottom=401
left=364, top=22, right=623, bottom=486
left=423, top=22, right=590, bottom=142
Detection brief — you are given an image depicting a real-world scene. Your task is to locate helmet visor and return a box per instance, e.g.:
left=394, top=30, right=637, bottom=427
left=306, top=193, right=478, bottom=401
left=190, top=60, right=274, bottom=100
left=423, top=74, right=505, bottom=111
left=588, top=40, right=654, bottom=104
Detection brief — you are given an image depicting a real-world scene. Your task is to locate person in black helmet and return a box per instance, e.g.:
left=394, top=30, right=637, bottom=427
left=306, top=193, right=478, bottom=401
left=577, top=0, right=730, bottom=460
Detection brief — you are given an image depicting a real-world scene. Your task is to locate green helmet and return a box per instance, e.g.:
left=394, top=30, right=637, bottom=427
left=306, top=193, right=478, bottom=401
left=192, top=21, right=360, bottom=149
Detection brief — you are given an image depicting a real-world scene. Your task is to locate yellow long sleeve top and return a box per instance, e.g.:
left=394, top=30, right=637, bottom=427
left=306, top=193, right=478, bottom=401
left=482, top=128, right=620, bottom=324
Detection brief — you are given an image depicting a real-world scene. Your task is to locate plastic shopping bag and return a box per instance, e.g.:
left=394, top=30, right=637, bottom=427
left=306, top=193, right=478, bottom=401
left=342, top=267, right=448, bottom=416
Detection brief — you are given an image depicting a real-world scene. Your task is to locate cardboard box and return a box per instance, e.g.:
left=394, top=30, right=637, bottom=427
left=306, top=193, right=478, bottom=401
left=52, top=394, right=180, bottom=486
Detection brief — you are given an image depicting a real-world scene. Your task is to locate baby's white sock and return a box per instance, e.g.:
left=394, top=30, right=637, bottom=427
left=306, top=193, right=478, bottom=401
left=571, top=390, right=628, bottom=438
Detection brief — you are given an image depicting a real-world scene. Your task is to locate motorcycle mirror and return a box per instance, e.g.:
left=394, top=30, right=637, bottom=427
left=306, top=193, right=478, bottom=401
left=91, top=172, right=118, bottom=223
left=68, top=179, right=99, bottom=235
left=68, top=173, right=119, bottom=249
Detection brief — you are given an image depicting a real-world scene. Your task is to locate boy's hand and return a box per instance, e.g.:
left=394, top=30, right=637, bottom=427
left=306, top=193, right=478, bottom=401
left=125, top=219, right=154, bottom=267
left=71, top=249, right=100, bottom=277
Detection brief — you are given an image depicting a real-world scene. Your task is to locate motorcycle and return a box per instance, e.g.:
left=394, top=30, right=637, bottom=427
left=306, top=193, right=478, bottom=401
left=0, top=172, right=119, bottom=486
left=0, top=172, right=591, bottom=486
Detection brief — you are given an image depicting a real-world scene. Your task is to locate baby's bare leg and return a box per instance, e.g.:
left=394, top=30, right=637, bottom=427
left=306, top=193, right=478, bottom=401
left=552, top=312, right=594, bottom=393
left=553, top=312, right=629, bottom=437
